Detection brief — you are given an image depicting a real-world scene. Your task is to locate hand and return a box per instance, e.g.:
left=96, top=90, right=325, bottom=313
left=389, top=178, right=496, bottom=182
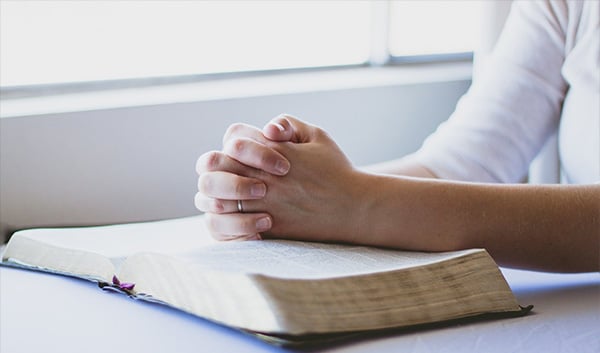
left=197, top=115, right=368, bottom=243
left=252, top=116, right=368, bottom=242
left=195, top=118, right=293, bottom=241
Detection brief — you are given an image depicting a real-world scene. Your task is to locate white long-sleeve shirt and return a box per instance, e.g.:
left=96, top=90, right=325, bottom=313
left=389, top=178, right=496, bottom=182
left=414, top=0, right=599, bottom=184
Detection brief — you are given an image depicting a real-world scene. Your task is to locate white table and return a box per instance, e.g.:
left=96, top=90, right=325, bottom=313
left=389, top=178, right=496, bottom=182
left=1, top=266, right=599, bottom=353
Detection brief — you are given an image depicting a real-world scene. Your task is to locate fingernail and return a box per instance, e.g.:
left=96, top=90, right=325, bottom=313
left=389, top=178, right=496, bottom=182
left=271, top=122, right=285, bottom=132
left=274, top=159, right=290, bottom=175
left=246, top=234, right=263, bottom=241
left=250, top=183, right=266, bottom=197
left=256, top=217, right=271, bottom=232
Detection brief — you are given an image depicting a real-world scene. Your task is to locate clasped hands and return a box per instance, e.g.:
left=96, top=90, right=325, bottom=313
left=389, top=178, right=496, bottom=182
left=195, top=115, right=367, bottom=243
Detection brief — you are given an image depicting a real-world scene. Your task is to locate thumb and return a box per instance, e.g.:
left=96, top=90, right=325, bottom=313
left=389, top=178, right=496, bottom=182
left=263, top=114, right=316, bottom=143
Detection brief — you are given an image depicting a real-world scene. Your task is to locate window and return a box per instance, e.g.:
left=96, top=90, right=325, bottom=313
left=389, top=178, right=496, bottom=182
left=0, top=0, right=479, bottom=90
left=388, top=1, right=479, bottom=59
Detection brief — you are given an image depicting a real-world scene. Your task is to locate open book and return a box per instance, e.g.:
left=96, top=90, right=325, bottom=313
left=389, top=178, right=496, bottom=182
left=1, top=216, right=528, bottom=345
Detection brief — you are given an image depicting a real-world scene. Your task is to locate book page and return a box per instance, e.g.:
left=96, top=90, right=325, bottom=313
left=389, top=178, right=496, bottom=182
left=10, top=216, right=215, bottom=263
left=6, top=215, right=480, bottom=280
left=175, top=239, right=480, bottom=279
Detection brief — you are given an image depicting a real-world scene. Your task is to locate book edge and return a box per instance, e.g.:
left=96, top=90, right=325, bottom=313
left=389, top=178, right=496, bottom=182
left=251, top=305, right=534, bottom=348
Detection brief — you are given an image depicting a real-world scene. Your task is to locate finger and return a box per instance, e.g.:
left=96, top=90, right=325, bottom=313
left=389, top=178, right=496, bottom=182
left=221, top=123, right=291, bottom=175
left=223, top=137, right=290, bottom=176
left=204, top=213, right=272, bottom=237
left=222, top=123, right=268, bottom=147
left=198, top=171, right=266, bottom=200
left=265, top=114, right=321, bottom=144
left=212, top=233, right=263, bottom=242
left=196, top=150, right=254, bottom=176
left=195, top=194, right=264, bottom=215
left=194, top=193, right=239, bottom=214
left=263, top=114, right=295, bottom=142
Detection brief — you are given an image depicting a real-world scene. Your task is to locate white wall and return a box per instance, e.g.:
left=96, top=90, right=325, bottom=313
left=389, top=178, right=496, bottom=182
left=0, top=68, right=471, bottom=241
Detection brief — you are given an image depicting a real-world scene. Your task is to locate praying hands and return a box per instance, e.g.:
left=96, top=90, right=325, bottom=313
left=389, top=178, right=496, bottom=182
left=195, top=115, right=600, bottom=273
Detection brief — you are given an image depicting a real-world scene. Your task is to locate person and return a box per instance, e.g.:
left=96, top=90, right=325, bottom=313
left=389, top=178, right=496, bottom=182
left=195, top=0, right=599, bottom=273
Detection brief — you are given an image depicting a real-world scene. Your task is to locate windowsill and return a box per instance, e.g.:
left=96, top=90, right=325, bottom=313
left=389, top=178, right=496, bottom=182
left=0, top=62, right=472, bottom=119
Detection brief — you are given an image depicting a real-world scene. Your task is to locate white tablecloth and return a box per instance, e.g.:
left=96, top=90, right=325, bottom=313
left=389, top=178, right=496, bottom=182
left=1, top=266, right=598, bottom=353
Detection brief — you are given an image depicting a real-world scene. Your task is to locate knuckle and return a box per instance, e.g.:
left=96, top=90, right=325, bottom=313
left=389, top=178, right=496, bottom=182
left=212, top=199, right=226, bottom=213
left=204, top=151, right=221, bottom=171
left=224, top=138, right=247, bottom=158
left=224, top=123, right=245, bottom=143
left=196, top=151, right=220, bottom=173
left=231, top=138, right=246, bottom=154
left=234, top=179, right=246, bottom=197
left=259, top=152, right=271, bottom=168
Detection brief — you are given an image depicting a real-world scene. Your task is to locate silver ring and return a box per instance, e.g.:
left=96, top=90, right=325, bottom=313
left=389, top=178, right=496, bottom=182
left=237, top=200, right=244, bottom=213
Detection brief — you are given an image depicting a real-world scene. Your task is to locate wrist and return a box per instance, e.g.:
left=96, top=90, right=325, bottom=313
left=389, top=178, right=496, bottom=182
left=347, top=173, right=440, bottom=250
left=344, top=170, right=381, bottom=246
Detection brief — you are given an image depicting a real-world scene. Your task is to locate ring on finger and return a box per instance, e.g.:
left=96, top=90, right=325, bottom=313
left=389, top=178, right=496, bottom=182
left=237, top=199, right=244, bottom=213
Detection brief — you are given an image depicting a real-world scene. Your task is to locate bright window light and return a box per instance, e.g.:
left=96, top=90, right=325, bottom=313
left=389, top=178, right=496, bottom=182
left=388, top=1, right=479, bottom=57
left=1, top=1, right=481, bottom=89
left=0, top=1, right=371, bottom=87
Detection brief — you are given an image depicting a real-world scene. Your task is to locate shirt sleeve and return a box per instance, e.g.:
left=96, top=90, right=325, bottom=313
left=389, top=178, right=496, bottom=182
left=413, top=0, right=569, bottom=183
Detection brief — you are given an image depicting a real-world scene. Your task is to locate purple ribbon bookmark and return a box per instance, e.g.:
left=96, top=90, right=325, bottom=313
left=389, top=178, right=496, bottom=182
left=99, top=275, right=136, bottom=295
left=112, top=275, right=135, bottom=291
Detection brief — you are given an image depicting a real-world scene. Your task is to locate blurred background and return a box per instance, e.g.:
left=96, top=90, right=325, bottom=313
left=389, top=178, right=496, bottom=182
left=0, top=1, right=514, bottom=241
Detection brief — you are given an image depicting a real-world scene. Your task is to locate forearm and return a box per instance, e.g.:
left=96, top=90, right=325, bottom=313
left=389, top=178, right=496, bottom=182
left=352, top=173, right=600, bottom=272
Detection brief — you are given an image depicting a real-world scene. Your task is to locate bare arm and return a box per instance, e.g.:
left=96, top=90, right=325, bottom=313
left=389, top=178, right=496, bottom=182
left=352, top=173, right=599, bottom=272
left=308, top=128, right=598, bottom=272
